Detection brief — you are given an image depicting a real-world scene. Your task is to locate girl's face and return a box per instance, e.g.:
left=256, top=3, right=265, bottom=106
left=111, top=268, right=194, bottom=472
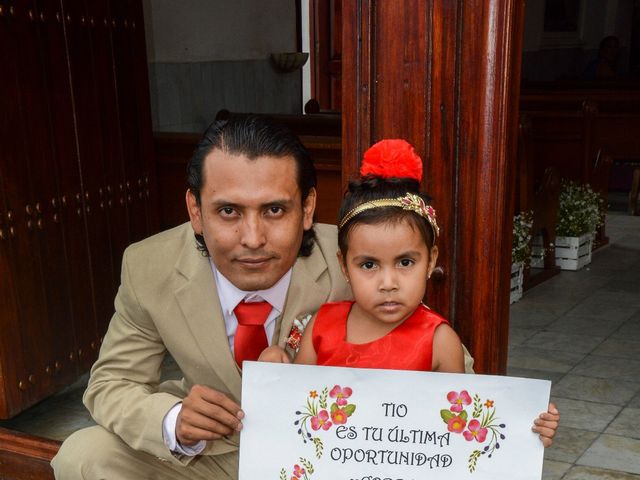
left=338, top=219, right=438, bottom=328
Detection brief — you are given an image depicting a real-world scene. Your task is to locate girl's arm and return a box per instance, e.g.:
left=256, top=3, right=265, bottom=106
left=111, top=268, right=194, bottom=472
left=293, top=315, right=319, bottom=365
left=258, top=345, right=290, bottom=363
left=431, top=324, right=465, bottom=373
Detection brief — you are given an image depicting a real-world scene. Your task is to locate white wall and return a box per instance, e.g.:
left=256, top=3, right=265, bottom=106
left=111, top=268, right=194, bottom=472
left=141, top=0, right=303, bottom=132
left=144, top=0, right=297, bottom=62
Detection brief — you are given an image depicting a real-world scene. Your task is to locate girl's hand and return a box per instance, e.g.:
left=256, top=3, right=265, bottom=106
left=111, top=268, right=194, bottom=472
left=258, top=346, right=290, bottom=363
left=532, top=402, right=560, bottom=447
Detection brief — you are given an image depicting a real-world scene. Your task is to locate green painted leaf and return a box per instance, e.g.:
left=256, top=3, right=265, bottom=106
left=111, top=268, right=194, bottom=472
left=440, top=409, right=454, bottom=423
left=330, top=402, right=338, bottom=413
left=344, top=404, right=356, bottom=416
left=460, top=410, right=468, bottom=421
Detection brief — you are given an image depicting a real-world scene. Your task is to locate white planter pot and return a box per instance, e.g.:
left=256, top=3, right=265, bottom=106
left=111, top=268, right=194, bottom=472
left=554, top=233, right=593, bottom=271
left=530, top=235, right=545, bottom=268
left=510, top=262, right=524, bottom=304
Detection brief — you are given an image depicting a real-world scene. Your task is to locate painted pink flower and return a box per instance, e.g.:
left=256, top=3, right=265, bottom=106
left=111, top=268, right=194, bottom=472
left=447, top=415, right=467, bottom=433
left=310, top=410, right=332, bottom=431
left=292, top=464, right=305, bottom=478
left=463, top=419, right=488, bottom=443
left=447, top=390, right=472, bottom=412
left=329, top=385, right=353, bottom=406
left=331, top=407, right=348, bottom=425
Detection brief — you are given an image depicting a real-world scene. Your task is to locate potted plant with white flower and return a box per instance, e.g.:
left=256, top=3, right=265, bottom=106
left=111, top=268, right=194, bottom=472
left=511, top=210, right=533, bottom=303
left=554, top=181, right=605, bottom=270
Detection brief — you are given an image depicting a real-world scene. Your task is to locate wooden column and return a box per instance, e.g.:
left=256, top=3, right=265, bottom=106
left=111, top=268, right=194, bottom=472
left=342, top=0, right=525, bottom=373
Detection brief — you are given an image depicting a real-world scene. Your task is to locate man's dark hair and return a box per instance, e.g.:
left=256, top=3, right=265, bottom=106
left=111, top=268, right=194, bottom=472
left=187, top=114, right=317, bottom=257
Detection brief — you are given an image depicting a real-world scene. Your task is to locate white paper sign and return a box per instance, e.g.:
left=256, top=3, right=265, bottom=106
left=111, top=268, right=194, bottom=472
left=239, top=362, right=550, bottom=480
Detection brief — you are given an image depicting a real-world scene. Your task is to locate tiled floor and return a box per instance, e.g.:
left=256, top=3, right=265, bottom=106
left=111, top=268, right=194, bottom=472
left=509, top=211, right=640, bottom=479
left=1, top=210, right=639, bottom=479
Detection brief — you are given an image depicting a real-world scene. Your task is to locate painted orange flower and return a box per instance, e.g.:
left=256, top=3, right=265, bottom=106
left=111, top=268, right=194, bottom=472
left=309, top=390, right=318, bottom=398
left=484, top=399, right=494, bottom=408
left=331, top=408, right=348, bottom=425
left=447, top=415, right=467, bottom=433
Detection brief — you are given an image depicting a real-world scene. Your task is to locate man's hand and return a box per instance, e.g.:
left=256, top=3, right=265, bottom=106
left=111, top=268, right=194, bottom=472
left=532, top=402, right=560, bottom=447
left=176, top=385, right=244, bottom=446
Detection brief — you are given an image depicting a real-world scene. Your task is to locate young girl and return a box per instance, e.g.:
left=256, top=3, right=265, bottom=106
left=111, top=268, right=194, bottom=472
left=261, top=138, right=461, bottom=372
left=260, top=139, right=559, bottom=444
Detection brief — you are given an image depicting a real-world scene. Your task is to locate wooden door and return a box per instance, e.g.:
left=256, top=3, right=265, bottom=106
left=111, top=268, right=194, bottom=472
left=309, top=0, right=342, bottom=110
left=0, top=0, right=69, bottom=416
left=0, top=13, right=29, bottom=413
left=109, top=0, right=155, bottom=245
left=62, top=0, right=114, bottom=370
left=84, top=0, right=129, bottom=317
left=0, top=0, right=158, bottom=417
left=342, top=1, right=525, bottom=374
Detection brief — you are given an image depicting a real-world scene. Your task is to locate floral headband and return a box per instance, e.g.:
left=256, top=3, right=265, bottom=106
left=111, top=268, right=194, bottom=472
left=338, top=139, right=440, bottom=238
left=338, top=192, right=439, bottom=237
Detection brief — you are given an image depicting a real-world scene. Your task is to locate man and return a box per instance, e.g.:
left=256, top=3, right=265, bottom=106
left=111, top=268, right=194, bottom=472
left=52, top=115, right=354, bottom=478
left=52, top=115, right=551, bottom=478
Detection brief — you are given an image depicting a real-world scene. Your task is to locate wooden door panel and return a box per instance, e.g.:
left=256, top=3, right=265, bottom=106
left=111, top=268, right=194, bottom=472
left=0, top=0, right=156, bottom=416
left=18, top=0, right=82, bottom=396
left=371, top=1, right=429, bottom=144
left=109, top=0, right=148, bottom=244
left=423, top=1, right=458, bottom=316
left=85, top=0, right=130, bottom=302
left=61, top=0, right=111, bottom=371
left=34, top=0, right=101, bottom=378
left=310, top=0, right=342, bottom=110
left=128, top=0, right=160, bottom=238
left=0, top=9, right=29, bottom=416
left=71, top=0, right=126, bottom=337
left=1, top=0, right=54, bottom=413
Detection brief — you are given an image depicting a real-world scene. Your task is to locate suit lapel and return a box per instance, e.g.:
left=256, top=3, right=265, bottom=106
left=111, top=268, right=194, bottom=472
left=275, top=244, right=331, bottom=347
left=174, top=240, right=242, bottom=399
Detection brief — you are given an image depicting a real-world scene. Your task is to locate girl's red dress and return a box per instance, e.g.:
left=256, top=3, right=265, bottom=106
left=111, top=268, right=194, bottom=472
left=312, top=301, right=448, bottom=371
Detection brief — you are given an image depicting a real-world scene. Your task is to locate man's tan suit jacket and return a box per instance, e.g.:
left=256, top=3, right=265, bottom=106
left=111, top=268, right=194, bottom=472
left=83, top=222, right=351, bottom=465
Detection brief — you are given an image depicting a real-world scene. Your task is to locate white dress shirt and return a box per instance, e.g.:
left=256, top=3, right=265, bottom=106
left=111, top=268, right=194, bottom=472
left=162, top=263, right=292, bottom=456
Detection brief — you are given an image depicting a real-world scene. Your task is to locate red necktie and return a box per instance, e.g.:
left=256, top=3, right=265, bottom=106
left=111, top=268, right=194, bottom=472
left=234, top=301, right=272, bottom=368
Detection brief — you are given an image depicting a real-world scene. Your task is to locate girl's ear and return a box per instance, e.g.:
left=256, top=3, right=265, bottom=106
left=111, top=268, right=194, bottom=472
left=337, top=250, right=350, bottom=284
left=427, top=245, right=439, bottom=279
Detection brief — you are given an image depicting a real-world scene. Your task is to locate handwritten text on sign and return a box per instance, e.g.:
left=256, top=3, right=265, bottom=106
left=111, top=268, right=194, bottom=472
left=239, top=362, right=550, bottom=480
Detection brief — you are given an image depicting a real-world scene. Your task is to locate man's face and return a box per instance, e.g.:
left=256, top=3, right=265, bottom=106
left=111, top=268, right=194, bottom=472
left=187, top=149, right=316, bottom=291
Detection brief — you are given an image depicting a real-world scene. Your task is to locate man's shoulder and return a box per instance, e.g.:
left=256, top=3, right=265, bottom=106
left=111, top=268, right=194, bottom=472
left=124, top=222, right=193, bottom=262
left=312, top=223, right=338, bottom=250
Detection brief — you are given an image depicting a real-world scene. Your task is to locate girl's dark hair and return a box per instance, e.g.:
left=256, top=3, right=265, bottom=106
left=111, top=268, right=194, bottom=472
left=337, top=175, right=435, bottom=256
left=187, top=114, right=317, bottom=257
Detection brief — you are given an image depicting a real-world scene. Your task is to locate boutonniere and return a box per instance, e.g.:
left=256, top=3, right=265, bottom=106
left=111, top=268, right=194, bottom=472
left=286, top=314, right=313, bottom=352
